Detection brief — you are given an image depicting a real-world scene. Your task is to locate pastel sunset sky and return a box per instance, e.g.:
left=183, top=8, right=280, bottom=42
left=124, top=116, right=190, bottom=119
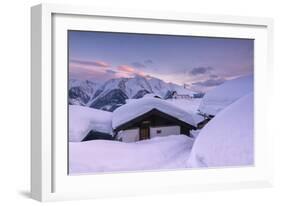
left=68, top=30, right=254, bottom=92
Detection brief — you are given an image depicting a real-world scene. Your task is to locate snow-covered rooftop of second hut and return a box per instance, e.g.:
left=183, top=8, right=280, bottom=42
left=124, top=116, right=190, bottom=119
left=112, top=97, right=200, bottom=129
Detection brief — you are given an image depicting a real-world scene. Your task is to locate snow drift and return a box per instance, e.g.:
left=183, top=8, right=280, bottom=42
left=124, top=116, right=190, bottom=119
left=69, top=105, right=112, bottom=142
left=188, top=93, right=254, bottom=167
left=198, top=75, right=253, bottom=116
left=69, top=135, right=194, bottom=174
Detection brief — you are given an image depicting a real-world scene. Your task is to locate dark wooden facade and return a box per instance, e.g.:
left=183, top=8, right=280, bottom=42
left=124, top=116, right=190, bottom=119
left=114, top=108, right=196, bottom=139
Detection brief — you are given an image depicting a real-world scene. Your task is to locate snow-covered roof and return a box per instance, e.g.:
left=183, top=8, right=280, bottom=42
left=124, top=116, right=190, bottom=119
left=112, top=98, right=199, bottom=129
left=198, top=75, right=253, bottom=116
left=69, top=105, right=113, bottom=142
left=167, top=99, right=204, bottom=124
left=188, top=92, right=253, bottom=167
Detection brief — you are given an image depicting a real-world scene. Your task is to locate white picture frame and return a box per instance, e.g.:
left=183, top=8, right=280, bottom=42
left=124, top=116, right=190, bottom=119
left=31, top=3, right=274, bottom=202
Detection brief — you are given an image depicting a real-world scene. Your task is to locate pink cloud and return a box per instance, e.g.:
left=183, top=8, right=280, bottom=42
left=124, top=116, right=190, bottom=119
left=117, top=65, right=146, bottom=77
left=70, top=59, right=110, bottom=69
left=117, top=65, right=135, bottom=73
left=93, top=61, right=110, bottom=67
left=70, top=65, right=117, bottom=81
left=135, top=70, right=145, bottom=77
left=69, top=62, right=147, bottom=81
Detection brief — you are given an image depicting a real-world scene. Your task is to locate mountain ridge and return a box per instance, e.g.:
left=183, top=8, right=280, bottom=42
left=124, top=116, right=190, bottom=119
left=69, top=75, right=196, bottom=111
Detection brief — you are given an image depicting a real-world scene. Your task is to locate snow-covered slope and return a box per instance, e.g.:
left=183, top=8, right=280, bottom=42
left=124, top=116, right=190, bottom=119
left=69, top=105, right=113, bottom=142
left=69, top=135, right=194, bottom=174
left=198, top=75, right=253, bottom=116
left=188, top=93, right=253, bottom=167
left=112, top=97, right=200, bottom=129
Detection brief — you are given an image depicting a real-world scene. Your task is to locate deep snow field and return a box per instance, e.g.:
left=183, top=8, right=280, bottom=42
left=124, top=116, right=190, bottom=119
left=68, top=75, right=254, bottom=175
left=69, top=135, right=194, bottom=174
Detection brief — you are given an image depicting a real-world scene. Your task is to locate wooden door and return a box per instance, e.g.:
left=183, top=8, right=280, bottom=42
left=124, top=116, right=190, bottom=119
left=140, top=122, right=150, bottom=140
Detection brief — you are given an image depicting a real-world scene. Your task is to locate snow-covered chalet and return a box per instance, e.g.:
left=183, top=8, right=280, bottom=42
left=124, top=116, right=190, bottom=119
left=112, top=98, right=200, bottom=142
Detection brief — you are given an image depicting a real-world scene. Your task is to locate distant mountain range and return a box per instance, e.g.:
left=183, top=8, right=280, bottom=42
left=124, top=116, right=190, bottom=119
left=69, top=76, right=197, bottom=111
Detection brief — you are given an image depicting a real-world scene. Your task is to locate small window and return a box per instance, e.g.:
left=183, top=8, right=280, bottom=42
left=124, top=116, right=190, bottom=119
left=156, top=130, right=161, bottom=134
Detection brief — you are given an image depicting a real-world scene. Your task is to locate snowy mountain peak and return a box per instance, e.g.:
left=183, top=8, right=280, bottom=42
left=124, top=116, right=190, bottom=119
left=69, top=76, right=196, bottom=111
left=69, top=79, right=100, bottom=106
